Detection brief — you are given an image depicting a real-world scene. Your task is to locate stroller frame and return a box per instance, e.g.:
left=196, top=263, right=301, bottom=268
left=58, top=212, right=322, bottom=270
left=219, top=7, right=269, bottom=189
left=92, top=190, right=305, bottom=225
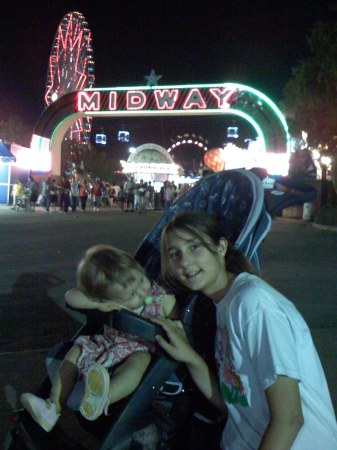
left=14, top=188, right=32, bottom=212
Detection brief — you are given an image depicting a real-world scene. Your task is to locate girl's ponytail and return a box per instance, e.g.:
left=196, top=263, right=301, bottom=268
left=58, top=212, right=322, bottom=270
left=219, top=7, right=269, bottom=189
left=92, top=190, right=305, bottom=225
left=225, top=242, right=257, bottom=275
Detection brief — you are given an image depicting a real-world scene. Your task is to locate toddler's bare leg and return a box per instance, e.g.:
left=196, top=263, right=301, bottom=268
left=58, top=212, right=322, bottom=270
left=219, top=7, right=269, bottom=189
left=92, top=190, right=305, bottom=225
left=108, top=351, right=151, bottom=404
left=49, top=345, right=80, bottom=413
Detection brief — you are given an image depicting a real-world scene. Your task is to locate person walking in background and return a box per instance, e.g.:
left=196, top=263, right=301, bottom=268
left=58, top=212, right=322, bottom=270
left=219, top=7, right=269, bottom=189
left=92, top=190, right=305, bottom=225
left=70, top=176, right=80, bottom=213
left=133, top=182, right=140, bottom=212
left=117, top=184, right=126, bottom=211
left=79, top=179, right=89, bottom=212
left=163, top=181, right=175, bottom=211
left=26, top=175, right=39, bottom=212
left=174, top=183, right=190, bottom=202
left=125, top=176, right=135, bottom=212
left=146, top=181, right=154, bottom=211
left=91, top=177, right=103, bottom=212
left=41, top=176, right=52, bottom=213
left=108, top=184, right=116, bottom=207
left=112, top=183, right=120, bottom=206
left=159, top=183, right=165, bottom=210
left=11, top=179, right=24, bottom=210
left=138, top=180, right=147, bottom=214
left=49, top=178, right=58, bottom=212
left=102, top=182, right=110, bottom=207
left=59, top=175, right=71, bottom=213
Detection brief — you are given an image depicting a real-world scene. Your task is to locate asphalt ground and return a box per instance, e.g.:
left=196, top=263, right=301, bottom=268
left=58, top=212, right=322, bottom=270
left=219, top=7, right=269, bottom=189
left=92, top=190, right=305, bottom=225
left=0, top=204, right=336, bottom=445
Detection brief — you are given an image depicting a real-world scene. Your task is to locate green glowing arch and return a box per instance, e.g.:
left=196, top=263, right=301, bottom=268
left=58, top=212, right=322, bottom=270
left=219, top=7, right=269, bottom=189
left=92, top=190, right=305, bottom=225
left=31, top=82, right=290, bottom=175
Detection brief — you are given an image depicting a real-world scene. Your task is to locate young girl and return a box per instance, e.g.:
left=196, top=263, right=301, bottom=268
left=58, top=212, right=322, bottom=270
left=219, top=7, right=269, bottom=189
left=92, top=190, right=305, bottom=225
left=21, top=245, right=177, bottom=432
left=154, top=210, right=337, bottom=450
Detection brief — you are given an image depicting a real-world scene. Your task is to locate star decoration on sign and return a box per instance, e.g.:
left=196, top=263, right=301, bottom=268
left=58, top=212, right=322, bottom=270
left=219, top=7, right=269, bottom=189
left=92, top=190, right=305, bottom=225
left=144, top=69, right=162, bottom=87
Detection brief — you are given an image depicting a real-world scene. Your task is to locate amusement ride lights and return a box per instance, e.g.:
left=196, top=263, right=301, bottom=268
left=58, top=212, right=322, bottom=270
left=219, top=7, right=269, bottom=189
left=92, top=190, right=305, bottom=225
left=45, top=11, right=95, bottom=144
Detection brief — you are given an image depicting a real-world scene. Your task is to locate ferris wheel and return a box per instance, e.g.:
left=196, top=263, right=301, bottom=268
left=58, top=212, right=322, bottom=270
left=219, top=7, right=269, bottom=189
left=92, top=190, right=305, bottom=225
left=45, top=11, right=95, bottom=143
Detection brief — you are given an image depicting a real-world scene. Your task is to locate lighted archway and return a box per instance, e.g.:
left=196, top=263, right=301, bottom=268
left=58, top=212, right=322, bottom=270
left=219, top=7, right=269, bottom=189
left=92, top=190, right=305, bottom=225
left=121, top=143, right=181, bottom=179
left=128, top=143, right=174, bottom=165
left=167, top=133, right=209, bottom=171
left=31, top=83, right=290, bottom=175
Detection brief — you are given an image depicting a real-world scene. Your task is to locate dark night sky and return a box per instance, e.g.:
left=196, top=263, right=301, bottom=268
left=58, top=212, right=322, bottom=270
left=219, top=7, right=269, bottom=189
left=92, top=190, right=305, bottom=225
left=0, top=0, right=333, bottom=128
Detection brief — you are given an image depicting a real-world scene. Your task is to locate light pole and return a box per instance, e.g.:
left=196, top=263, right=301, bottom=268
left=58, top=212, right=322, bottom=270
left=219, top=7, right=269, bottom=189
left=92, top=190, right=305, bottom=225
left=320, top=155, right=331, bottom=206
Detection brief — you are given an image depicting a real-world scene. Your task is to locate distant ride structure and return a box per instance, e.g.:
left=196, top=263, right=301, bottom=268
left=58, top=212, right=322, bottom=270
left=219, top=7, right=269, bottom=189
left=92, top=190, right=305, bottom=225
left=167, top=132, right=209, bottom=173
left=45, top=11, right=95, bottom=144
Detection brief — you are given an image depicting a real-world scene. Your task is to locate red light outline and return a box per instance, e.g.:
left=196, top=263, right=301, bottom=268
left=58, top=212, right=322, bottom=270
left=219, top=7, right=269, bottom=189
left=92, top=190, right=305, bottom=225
left=126, top=91, right=147, bottom=110
left=153, top=89, right=179, bottom=109
left=182, top=88, right=207, bottom=110
left=209, top=88, right=237, bottom=108
left=109, top=91, right=117, bottom=110
left=77, top=91, right=100, bottom=111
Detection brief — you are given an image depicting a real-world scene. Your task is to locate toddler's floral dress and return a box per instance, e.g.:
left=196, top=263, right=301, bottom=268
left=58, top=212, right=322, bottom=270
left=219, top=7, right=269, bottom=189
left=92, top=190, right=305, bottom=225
left=75, top=282, right=166, bottom=377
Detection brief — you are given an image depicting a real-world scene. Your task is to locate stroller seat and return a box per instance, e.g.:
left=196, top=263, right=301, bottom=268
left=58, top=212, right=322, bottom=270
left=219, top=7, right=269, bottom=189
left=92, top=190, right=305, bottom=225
left=15, top=188, right=32, bottom=212
left=6, top=169, right=271, bottom=450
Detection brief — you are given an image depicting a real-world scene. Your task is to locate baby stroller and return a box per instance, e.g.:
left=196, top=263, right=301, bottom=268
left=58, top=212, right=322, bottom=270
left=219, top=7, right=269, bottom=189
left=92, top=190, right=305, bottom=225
left=5, top=169, right=272, bottom=450
left=15, top=188, right=32, bottom=212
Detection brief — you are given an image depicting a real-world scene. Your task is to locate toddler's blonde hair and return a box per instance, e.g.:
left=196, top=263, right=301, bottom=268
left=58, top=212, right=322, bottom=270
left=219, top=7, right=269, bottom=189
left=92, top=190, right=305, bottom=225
left=77, top=244, right=144, bottom=299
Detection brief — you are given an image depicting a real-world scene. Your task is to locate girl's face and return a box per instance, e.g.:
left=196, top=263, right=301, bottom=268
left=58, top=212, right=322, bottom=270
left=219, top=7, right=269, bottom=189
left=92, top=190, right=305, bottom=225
left=166, top=229, right=228, bottom=301
left=106, top=269, right=151, bottom=310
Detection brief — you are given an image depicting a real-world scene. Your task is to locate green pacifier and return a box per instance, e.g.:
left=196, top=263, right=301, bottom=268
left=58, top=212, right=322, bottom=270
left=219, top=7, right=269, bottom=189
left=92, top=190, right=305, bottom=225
left=144, top=295, right=153, bottom=305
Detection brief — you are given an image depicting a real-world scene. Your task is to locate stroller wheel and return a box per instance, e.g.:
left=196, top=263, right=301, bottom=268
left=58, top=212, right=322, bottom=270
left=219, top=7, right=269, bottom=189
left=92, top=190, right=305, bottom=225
left=3, top=429, right=26, bottom=450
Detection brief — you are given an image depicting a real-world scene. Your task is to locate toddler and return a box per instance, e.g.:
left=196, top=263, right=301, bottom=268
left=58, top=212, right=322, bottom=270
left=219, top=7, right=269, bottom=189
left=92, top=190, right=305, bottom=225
left=21, top=244, right=177, bottom=432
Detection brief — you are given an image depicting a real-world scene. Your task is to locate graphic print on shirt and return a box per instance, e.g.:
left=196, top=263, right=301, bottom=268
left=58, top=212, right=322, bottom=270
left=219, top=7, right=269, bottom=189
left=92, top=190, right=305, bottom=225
left=215, top=325, right=248, bottom=406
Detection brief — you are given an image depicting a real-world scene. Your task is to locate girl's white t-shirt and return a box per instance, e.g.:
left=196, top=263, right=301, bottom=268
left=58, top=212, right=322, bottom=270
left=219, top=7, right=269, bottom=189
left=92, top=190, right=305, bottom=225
left=215, top=272, right=337, bottom=450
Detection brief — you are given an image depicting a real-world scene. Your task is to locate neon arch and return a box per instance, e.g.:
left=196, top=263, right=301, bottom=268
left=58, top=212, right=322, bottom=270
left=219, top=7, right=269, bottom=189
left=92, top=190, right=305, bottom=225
left=30, top=82, right=290, bottom=176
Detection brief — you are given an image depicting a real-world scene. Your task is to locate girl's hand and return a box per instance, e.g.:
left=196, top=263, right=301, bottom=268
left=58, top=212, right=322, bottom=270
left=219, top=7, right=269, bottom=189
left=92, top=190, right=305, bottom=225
left=153, top=318, right=227, bottom=416
left=97, top=300, right=129, bottom=313
left=151, top=317, right=198, bottom=364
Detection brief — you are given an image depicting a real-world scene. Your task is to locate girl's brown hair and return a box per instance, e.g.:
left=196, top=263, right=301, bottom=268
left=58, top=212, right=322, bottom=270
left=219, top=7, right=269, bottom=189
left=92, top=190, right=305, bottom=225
left=161, top=210, right=256, bottom=290
left=77, top=244, right=144, bottom=299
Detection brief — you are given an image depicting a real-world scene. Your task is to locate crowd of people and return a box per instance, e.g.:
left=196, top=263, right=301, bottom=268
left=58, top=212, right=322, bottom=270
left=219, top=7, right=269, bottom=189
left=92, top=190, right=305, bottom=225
left=10, top=174, right=192, bottom=214
left=118, top=176, right=190, bottom=213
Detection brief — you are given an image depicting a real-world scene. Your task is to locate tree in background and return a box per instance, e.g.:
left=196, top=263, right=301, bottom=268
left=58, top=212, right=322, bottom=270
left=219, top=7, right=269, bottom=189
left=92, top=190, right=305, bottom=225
left=0, top=116, right=32, bottom=147
left=61, top=139, right=122, bottom=182
left=282, top=6, right=337, bottom=191
left=282, top=18, right=337, bottom=153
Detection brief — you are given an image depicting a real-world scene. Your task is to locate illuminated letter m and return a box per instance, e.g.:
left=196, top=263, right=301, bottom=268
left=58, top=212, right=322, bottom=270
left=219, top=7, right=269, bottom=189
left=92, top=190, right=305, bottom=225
left=77, top=91, right=100, bottom=112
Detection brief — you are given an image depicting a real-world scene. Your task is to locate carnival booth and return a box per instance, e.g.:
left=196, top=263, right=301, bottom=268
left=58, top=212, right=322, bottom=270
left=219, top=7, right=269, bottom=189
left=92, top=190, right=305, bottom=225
left=0, top=141, right=16, bottom=204
left=0, top=142, right=52, bottom=205
left=120, top=143, right=183, bottom=191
